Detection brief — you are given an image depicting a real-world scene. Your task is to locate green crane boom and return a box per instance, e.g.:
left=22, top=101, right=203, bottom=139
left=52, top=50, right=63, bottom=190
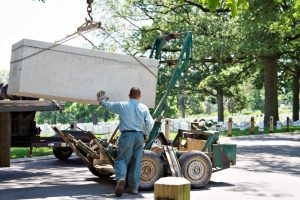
left=145, top=32, right=192, bottom=150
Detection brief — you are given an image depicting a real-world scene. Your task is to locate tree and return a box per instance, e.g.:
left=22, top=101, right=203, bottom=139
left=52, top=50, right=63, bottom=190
left=239, top=0, right=300, bottom=125
left=278, top=55, right=300, bottom=121
left=97, top=0, right=258, bottom=119
left=36, top=102, right=115, bottom=124
left=198, top=63, right=252, bottom=121
left=36, top=0, right=299, bottom=123
left=0, top=69, right=9, bottom=83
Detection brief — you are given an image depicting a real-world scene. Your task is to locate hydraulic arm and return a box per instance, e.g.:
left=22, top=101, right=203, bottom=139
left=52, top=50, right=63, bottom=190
left=145, top=32, right=192, bottom=150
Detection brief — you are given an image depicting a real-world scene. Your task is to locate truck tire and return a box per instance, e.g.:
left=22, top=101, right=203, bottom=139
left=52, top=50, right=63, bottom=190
left=87, top=143, right=114, bottom=178
left=139, top=150, right=164, bottom=190
left=178, top=151, right=212, bottom=188
left=53, top=147, right=73, bottom=160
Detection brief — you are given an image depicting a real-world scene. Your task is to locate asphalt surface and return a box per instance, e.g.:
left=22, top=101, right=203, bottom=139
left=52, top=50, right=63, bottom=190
left=0, top=132, right=299, bottom=200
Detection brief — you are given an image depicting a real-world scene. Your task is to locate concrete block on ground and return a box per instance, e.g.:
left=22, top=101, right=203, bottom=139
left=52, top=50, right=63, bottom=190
left=8, top=39, right=159, bottom=108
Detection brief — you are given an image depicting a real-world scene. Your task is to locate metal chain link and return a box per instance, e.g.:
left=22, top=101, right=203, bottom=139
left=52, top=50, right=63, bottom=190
left=86, top=0, right=94, bottom=21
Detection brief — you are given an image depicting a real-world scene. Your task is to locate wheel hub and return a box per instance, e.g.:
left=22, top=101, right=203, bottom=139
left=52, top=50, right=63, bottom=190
left=188, top=161, right=204, bottom=180
left=141, top=161, right=156, bottom=182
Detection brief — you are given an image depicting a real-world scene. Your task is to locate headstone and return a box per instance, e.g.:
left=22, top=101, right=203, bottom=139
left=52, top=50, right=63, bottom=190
left=8, top=39, right=159, bottom=108
left=276, top=121, right=282, bottom=130
left=258, top=122, right=264, bottom=132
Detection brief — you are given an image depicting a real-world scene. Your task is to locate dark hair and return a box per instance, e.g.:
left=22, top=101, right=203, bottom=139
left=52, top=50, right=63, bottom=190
left=129, top=87, right=141, bottom=99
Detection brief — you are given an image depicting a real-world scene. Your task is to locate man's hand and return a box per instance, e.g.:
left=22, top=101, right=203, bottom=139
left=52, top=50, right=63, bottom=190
left=143, top=134, right=149, bottom=143
left=97, top=90, right=106, bottom=101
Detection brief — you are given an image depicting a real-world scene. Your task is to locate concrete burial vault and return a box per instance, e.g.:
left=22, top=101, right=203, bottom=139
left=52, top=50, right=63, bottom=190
left=8, top=39, right=159, bottom=108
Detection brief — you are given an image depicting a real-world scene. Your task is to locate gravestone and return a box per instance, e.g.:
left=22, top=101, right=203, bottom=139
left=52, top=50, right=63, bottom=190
left=8, top=39, right=159, bottom=108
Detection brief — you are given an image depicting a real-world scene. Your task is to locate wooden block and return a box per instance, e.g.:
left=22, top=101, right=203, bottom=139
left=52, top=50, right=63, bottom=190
left=187, top=138, right=206, bottom=151
left=154, top=177, right=190, bottom=200
left=8, top=39, right=159, bottom=108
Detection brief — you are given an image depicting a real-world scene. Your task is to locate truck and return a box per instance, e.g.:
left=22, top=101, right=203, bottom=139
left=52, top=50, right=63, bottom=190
left=0, top=82, right=93, bottom=164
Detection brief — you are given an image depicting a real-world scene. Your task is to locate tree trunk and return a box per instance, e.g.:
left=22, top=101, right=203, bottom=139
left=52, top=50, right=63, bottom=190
left=179, top=94, right=186, bottom=118
left=264, top=57, right=279, bottom=126
left=206, top=102, right=211, bottom=115
left=292, top=70, right=300, bottom=121
left=179, top=79, right=186, bottom=118
left=217, top=90, right=224, bottom=122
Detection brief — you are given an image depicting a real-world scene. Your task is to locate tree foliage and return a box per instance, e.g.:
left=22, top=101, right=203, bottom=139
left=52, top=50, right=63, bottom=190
left=101, top=0, right=298, bottom=121
left=0, top=69, right=9, bottom=83
left=33, top=0, right=299, bottom=123
left=36, top=102, right=115, bottom=124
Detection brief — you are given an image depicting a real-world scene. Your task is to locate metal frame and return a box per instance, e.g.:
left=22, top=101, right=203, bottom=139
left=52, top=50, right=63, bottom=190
left=145, top=32, right=192, bottom=149
left=0, top=100, right=63, bottom=112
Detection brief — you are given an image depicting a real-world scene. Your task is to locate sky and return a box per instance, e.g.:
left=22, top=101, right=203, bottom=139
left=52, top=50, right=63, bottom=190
left=0, top=0, right=89, bottom=70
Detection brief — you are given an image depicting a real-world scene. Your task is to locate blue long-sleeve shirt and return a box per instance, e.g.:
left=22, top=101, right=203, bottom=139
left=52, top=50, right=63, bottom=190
left=100, top=99, right=154, bottom=135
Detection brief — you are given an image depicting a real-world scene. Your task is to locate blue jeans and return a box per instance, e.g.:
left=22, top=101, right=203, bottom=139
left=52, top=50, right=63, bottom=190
left=114, top=131, right=144, bottom=190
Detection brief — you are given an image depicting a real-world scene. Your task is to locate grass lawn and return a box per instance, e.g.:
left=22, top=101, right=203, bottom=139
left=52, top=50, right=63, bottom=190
left=219, top=126, right=300, bottom=137
left=10, top=147, right=53, bottom=159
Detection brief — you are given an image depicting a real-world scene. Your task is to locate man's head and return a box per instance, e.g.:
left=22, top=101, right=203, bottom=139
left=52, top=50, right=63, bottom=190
left=129, top=87, right=141, bottom=100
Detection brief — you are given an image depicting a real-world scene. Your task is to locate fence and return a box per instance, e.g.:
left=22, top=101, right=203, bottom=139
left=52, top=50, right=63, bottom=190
left=39, top=122, right=118, bottom=137
left=38, top=116, right=300, bottom=136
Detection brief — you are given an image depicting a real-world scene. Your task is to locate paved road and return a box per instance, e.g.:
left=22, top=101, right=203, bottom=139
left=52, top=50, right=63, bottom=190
left=0, top=133, right=299, bottom=200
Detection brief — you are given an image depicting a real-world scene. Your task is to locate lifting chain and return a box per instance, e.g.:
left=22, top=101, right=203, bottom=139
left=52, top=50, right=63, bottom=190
left=76, top=0, right=101, bottom=34
left=11, top=0, right=100, bottom=64
left=11, top=0, right=154, bottom=79
left=86, top=0, right=94, bottom=21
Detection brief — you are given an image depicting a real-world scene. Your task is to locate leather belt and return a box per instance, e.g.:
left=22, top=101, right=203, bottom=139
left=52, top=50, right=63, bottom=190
left=121, top=130, right=138, bottom=133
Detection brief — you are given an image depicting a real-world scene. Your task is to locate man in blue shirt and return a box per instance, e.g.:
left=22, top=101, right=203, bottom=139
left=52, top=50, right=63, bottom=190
left=97, top=87, right=153, bottom=197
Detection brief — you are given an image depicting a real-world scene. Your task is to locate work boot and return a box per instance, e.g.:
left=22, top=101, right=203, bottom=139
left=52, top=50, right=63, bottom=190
left=115, top=179, right=126, bottom=197
left=125, top=188, right=138, bottom=195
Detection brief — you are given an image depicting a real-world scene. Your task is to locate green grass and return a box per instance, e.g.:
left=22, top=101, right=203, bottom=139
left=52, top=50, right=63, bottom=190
left=10, top=147, right=53, bottom=159
left=220, top=126, right=300, bottom=137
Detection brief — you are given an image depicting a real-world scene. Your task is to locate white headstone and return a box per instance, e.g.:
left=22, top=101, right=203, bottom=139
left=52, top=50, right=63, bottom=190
left=8, top=39, right=159, bottom=108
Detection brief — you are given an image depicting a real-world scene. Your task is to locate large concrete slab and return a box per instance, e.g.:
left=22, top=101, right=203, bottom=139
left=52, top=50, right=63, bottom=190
left=8, top=39, right=159, bottom=108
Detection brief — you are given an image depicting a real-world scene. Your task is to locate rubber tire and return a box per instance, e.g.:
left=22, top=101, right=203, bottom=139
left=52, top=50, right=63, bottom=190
left=139, top=150, right=164, bottom=190
left=87, top=143, right=114, bottom=178
left=53, top=147, right=73, bottom=160
left=178, top=150, right=212, bottom=188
